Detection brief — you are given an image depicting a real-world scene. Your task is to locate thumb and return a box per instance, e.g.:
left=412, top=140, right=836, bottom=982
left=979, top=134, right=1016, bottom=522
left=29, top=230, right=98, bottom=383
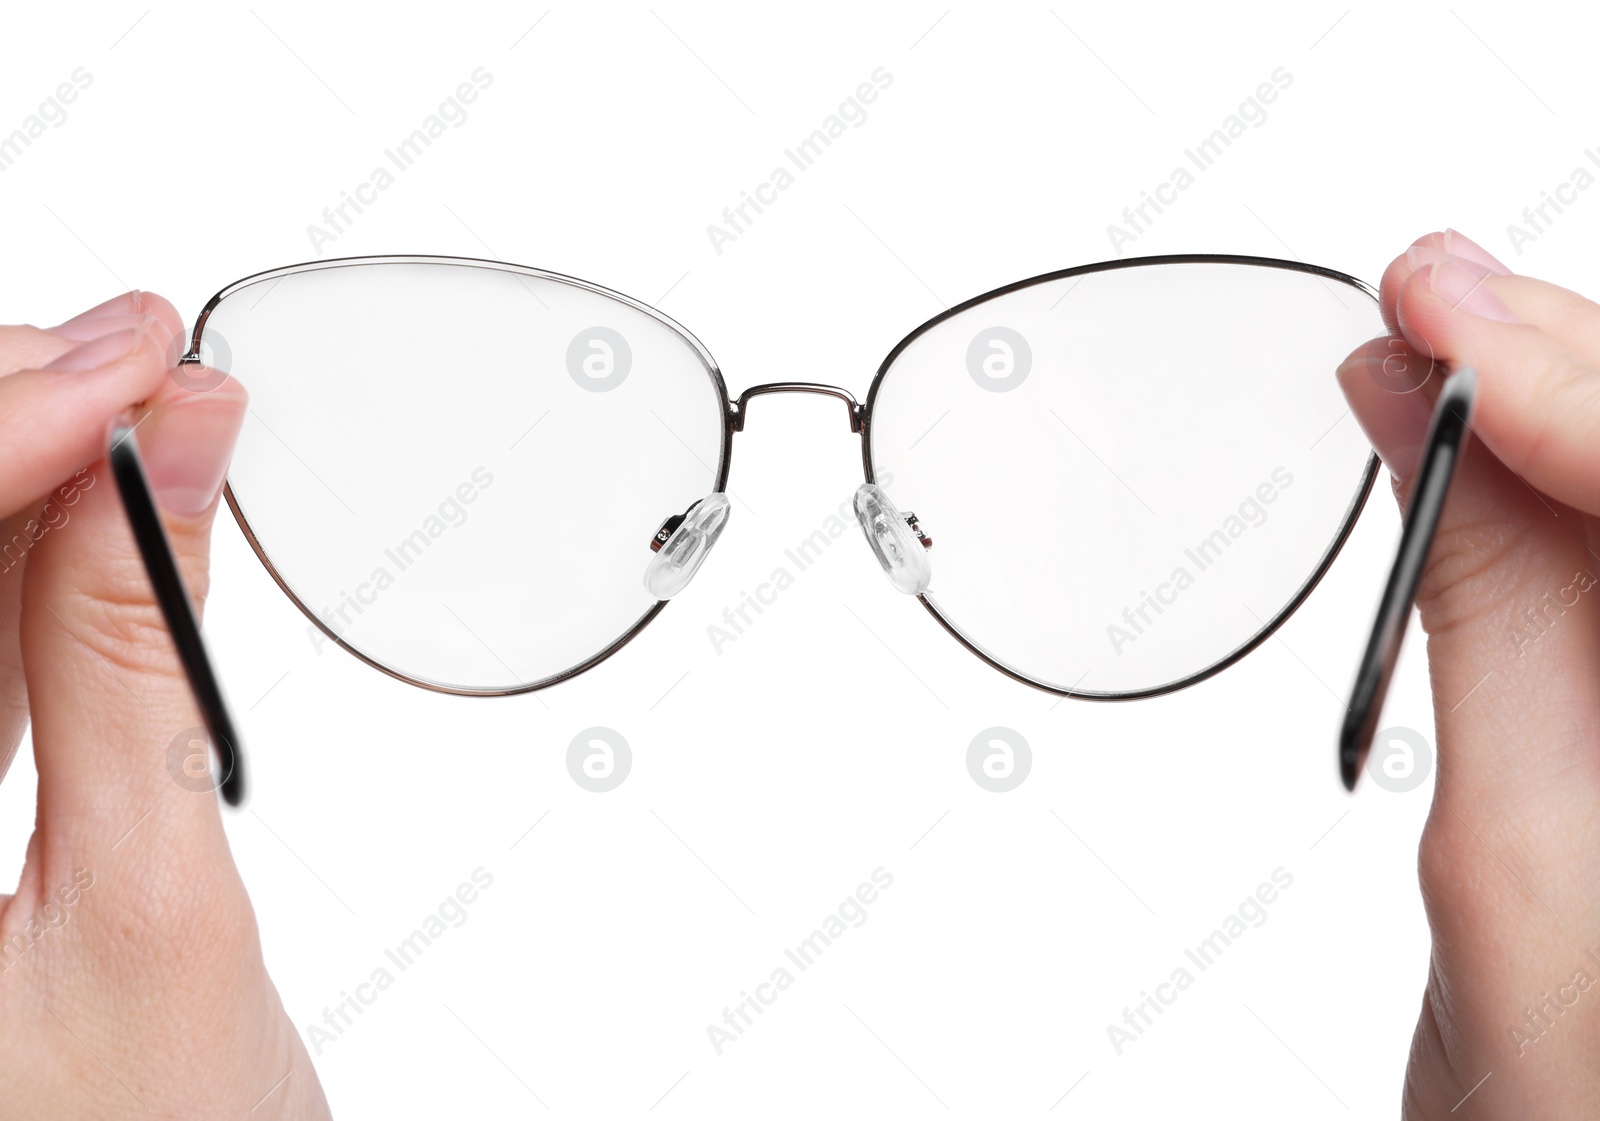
left=1336, top=266, right=1600, bottom=820
left=22, top=370, right=248, bottom=887
left=1351, top=240, right=1600, bottom=1118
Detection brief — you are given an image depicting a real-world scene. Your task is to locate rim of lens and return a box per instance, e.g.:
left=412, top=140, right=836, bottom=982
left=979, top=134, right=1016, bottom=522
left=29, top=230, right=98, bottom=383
left=196, top=254, right=735, bottom=697
left=859, top=252, right=1382, bottom=702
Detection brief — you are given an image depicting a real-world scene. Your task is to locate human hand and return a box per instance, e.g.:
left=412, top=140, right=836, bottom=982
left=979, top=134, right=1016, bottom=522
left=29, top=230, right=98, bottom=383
left=1338, top=231, right=1600, bottom=1118
left=0, top=293, right=330, bottom=1118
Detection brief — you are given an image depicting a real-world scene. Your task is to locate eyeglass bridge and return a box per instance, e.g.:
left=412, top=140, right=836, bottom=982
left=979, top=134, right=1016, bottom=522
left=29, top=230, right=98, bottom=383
left=731, top=382, right=863, bottom=433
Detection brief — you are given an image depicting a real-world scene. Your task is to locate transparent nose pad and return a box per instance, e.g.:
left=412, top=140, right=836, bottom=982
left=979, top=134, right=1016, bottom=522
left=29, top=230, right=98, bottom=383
left=645, top=493, right=731, bottom=599
left=853, top=483, right=932, bottom=595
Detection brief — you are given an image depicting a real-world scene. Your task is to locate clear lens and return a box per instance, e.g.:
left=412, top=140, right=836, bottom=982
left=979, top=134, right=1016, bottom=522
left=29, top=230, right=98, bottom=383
left=866, top=259, right=1381, bottom=696
left=203, top=258, right=727, bottom=692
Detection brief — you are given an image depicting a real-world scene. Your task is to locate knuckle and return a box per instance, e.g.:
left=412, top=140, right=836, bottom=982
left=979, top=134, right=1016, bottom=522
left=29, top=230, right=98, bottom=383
left=1415, top=808, right=1498, bottom=924
left=1412, top=515, right=1533, bottom=639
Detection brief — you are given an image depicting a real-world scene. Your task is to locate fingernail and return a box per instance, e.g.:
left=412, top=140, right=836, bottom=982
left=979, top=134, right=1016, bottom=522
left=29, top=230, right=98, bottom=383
left=1442, top=228, right=1511, bottom=276
left=137, top=390, right=249, bottom=517
left=1427, top=259, right=1518, bottom=323
left=42, top=322, right=148, bottom=372
left=46, top=290, right=143, bottom=333
left=47, top=295, right=181, bottom=365
left=46, top=311, right=160, bottom=344
left=1404, top=243, right=1511, bottom=285
left=1405, top=245, right=1453, bottom=272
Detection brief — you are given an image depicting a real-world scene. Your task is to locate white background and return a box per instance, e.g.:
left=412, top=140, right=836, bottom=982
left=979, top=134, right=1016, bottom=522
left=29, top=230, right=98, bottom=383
left=1, top=1, right=1594, bottom=1116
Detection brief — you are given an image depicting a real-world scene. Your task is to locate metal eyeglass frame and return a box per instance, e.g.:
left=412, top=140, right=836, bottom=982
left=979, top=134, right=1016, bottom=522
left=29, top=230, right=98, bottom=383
left=112, top=251, right=1472, bottom=807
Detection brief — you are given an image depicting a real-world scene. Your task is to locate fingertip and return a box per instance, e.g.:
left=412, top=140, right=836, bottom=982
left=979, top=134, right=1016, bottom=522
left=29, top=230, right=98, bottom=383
left=1395, top=265, right=1454, bottom=363
left=46, top=290, right=146, bottom=331
left=129, top=291, right=190, bottom=359
left=1396, top=261, right=1521, bottom=369
left=136, top=382, right=249, bottom=520
left=1441, top=228, right=1512, bottom=276
left=1377, top=231, right=1509, bottom=336
left=1336, top=336, right=1437, bottom=486
left=1376, top=246, right=1428, bottom=336
left=41, top=322, right=153, bottom=373
left=43, top=316, right=175, bottom=423
left=45, top=290, right=187, bottom=368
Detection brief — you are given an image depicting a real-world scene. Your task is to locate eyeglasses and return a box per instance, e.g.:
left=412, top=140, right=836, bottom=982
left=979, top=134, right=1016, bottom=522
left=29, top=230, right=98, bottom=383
left=113, top=252, right=1474, bottom=807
